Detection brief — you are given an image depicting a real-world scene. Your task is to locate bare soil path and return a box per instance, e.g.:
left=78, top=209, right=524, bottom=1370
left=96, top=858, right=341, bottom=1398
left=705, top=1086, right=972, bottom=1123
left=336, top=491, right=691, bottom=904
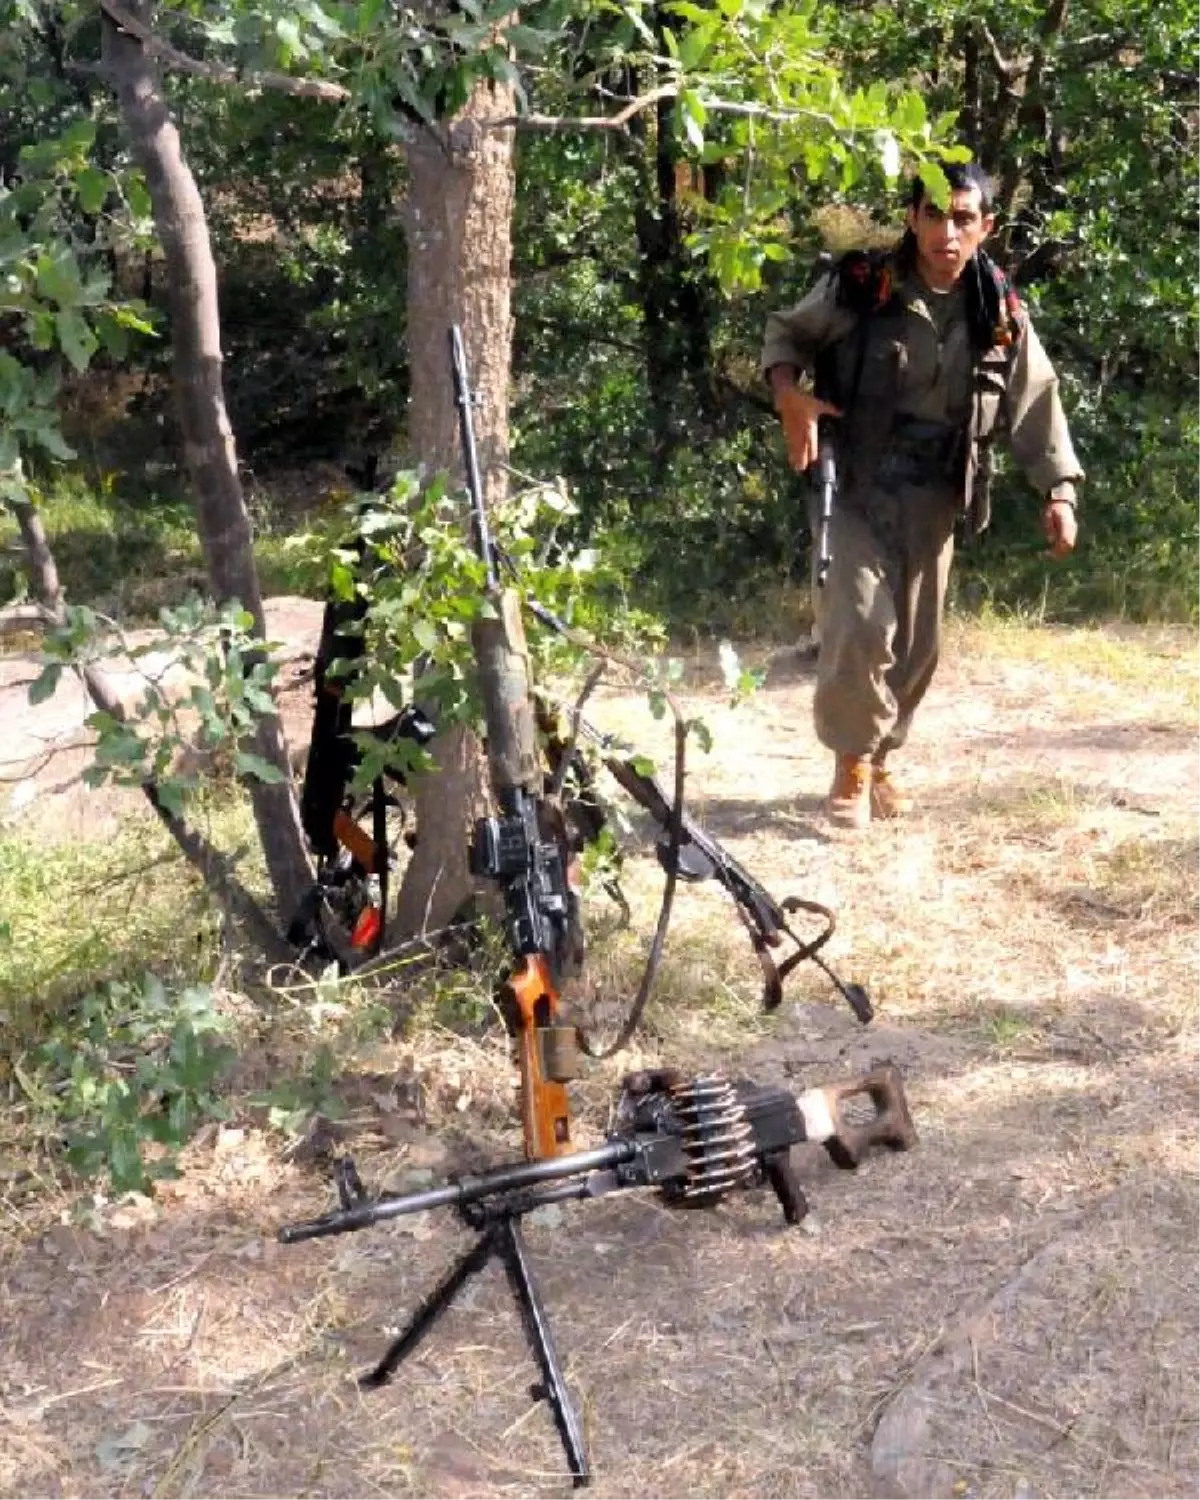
left=1, top=616, right=1196, bottom=1500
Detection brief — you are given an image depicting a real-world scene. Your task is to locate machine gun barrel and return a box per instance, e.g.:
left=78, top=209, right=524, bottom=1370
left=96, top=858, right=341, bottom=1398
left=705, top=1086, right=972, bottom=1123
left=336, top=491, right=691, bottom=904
left=279, top=1139, right=637, bottom=1244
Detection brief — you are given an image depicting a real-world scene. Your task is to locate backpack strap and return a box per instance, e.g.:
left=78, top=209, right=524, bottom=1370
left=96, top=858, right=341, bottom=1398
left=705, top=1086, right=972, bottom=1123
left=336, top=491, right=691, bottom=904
left=967, top=250, right=1027, bottom=351
left=834, top=249, right=897, bottom=317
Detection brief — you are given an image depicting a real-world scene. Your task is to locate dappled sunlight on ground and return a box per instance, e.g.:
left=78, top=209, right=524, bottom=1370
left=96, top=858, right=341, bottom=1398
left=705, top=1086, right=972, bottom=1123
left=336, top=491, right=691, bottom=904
left=1, top=618, right=1197, bottom=1498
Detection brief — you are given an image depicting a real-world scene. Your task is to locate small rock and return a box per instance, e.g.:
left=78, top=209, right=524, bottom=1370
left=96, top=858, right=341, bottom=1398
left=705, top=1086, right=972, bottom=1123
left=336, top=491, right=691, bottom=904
left=527, top=1203, right=565, bottom=1229
left=403, top=1137, right=450, bottom=1170
left=216, top=1126, right=246, bottom=1154
left=393, top=1167, right=435, bottom=1192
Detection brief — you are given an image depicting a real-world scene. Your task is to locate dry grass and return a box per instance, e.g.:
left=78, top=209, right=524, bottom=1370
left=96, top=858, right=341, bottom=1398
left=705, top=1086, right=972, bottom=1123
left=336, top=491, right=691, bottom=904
left=1, top=618, right=1197, bottom=1500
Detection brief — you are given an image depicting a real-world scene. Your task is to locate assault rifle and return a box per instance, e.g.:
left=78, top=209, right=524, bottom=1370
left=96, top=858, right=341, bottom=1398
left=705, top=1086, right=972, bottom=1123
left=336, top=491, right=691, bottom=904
left=279, top=1061, right=918, bottom=1484
left=814, top=423, right=837, bottom=591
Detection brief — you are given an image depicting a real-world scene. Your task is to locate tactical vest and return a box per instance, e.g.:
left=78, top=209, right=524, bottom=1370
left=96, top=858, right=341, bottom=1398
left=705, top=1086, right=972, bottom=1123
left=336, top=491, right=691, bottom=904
left=815, top=246, right=1025, bottom=536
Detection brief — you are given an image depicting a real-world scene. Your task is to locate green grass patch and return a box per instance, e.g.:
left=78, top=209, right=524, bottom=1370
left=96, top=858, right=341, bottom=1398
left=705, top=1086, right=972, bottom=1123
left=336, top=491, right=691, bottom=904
left=0, top=796, right=271, bottom=1045
left=1, top=468, right=330, bottom=626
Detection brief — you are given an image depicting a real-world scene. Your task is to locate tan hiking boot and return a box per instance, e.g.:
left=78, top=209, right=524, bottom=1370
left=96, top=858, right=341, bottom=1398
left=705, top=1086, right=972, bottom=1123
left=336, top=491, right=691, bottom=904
left=828, top=755, right=872, bottom=828
left=870, top=763, right=914, bottom=820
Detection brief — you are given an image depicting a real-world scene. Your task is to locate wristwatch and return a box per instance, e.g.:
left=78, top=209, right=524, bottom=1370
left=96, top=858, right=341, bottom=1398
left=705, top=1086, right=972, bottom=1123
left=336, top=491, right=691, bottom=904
left=1047, top=484, right=1077, bottom=507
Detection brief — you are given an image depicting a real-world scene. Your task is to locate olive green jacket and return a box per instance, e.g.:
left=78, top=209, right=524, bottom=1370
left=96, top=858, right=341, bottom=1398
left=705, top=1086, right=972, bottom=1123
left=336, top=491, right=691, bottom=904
left=761, top=263, right=1084, bottom=534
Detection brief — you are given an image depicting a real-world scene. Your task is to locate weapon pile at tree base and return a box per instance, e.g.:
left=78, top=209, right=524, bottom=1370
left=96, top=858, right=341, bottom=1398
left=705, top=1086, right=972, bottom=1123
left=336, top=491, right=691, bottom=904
left=278, top=325, right=920, bottom=1485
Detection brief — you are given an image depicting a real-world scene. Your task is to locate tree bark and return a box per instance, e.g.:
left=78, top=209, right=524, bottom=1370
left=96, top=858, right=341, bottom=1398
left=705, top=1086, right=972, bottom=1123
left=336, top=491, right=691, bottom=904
left=630, top=29, right=718, bottom=486
left=393, top=65, right=517, bottom=938
left=100, top=4, right=313, bottom=931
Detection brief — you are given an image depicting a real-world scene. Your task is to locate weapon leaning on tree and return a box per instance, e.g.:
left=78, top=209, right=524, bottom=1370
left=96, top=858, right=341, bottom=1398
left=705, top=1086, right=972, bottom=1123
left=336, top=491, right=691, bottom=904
left=278, top=326, right=920, bottom=1486
left=287, top=342, right=871, bottom=1024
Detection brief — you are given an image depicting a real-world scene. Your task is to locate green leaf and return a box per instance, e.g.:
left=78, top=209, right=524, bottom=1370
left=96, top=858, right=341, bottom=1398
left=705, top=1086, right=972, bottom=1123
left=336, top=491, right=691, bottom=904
left=676, top=22, right=714, bottom=71
left=28, top=311, right=57, bottom=351
left=679, top=89, right=707, bottom=152
left=329, top=559, right=356, bottom=600
left=35, top=423, right=75, bottom=461
left=918, top=159, right=951, bottom=210
left=893, top=91, right=928, bottom=137
left=153, top=780, right=186, bottom=818
left=411, top=618, right=439, bottom=653
left=75, top=166, right=110, bottom=215
left=276, top=16, right=307, bottom=56
left=126, top=175, right=153, bottom=221
left=61, top=119, right=97, bottom=155
left=28, top=663, right=62, bottom=705
left=233, top=751, right=287, bottom=784
left=55, top=308, right=99, bottom=373
left=36, top=250, right=82, bottom=307
left=98, top=318, right=133, bottom=364
left=113, top=305, right=156, bottom=335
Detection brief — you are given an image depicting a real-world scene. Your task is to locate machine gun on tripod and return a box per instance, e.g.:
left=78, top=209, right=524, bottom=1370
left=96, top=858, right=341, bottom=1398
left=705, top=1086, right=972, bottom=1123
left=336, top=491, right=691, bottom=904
left=279, top=1061, right=918, bottom=1485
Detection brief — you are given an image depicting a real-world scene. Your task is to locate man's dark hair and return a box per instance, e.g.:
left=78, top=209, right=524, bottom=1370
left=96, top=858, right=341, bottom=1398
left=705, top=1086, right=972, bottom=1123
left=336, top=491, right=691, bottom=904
left=909, top=161, right=994, bottom=215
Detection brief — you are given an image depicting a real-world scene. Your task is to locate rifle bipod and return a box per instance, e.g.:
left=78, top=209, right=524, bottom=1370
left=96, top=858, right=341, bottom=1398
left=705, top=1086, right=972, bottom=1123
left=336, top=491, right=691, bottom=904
left=335, top=1158, right=595, bottom=1485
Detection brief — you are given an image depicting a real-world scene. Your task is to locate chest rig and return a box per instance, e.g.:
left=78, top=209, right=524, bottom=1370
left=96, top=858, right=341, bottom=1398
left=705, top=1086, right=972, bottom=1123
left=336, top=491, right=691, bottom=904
left=815, top=245, right=1026, bottom=518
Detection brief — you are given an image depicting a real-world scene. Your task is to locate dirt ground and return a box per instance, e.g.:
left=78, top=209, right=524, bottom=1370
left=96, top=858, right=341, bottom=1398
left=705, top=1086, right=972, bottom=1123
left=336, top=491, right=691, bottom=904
left=1, top=614, right=1197, bottom=1500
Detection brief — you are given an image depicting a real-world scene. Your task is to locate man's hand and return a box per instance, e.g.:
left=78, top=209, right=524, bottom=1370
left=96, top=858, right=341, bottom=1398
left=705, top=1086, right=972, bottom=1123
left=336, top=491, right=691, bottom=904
left=770, top=371, right=841, bottom=472
left=1042, top=499, right=1078, bottom=559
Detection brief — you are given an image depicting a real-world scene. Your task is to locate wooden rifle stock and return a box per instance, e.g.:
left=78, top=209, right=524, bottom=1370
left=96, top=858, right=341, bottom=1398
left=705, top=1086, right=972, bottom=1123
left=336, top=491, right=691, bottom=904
left=455, top=323, right=578, bottom=1161
left=503, top=954, right=574, bottom=1158
left=472, top=593, right=577, bottom=1162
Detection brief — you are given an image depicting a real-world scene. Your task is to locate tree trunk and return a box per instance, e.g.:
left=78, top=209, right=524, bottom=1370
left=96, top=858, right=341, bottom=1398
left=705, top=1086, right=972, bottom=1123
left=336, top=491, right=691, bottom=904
left=393, top=70, right=517, bottom=938
left=100, top=5, right=313, bottom=931
left=630, top=35, right=718, bottom=485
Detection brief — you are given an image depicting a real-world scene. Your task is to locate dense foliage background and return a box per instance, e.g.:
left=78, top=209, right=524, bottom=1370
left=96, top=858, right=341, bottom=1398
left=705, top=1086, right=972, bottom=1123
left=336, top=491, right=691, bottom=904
left=2, top=0, right=1196, bottom=631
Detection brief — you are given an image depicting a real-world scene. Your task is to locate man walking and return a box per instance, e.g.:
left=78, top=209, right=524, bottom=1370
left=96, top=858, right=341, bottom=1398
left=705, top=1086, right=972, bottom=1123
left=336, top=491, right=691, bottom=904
left=762, top=163, right=1082, bottom=827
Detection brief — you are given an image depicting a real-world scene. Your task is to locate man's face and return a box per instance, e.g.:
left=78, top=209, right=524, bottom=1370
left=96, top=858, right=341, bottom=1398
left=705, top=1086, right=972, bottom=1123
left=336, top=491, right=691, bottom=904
left=906, top=186, right=994, bottom=289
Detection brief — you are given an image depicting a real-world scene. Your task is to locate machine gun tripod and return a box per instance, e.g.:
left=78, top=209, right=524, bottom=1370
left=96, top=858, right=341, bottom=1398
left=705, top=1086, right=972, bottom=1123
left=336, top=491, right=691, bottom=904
left=279, top=1064, right=918, bottom=1486
left=336, top=1156, right=595, bottom=1483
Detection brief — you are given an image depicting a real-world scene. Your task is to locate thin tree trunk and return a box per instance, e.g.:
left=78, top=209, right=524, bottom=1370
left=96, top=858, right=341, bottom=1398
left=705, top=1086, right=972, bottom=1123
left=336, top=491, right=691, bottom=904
left=100, top=4, right=313, bottom=931
left=12, top=497, right=291, bottom=962
left=393, top=67, right=517, bottom=939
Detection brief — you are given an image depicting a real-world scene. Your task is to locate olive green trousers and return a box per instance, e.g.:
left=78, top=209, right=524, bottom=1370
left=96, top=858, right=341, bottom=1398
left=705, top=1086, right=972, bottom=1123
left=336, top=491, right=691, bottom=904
left=812, top=487, right=958, bottom=760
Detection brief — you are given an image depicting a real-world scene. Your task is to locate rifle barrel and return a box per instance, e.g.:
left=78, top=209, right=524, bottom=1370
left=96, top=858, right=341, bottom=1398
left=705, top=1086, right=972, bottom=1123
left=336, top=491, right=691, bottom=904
left=278, top=1139, right=635, bottom=1244
left=450, top=324, right=496, bottom=589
